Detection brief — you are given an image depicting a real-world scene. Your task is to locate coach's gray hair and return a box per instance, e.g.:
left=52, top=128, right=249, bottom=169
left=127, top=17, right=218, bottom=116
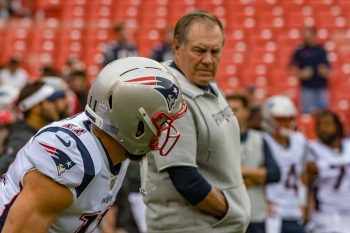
left=174, top=10, right=225, bottom=47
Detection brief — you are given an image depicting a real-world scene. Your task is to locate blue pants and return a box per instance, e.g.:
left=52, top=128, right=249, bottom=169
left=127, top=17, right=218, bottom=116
left=246, top=222, right=265, bottom=233
left=281, top=220, right=305, bottom=233
left=300, top=87, right=328, bottom=114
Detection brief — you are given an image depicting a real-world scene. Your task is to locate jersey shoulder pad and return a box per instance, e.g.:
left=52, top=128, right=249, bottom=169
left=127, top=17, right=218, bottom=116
left=28, top=127, right=101, bottom=189
left=248, top=129, right=263, bottom=138
left=292, top=131, right=307, bottom=143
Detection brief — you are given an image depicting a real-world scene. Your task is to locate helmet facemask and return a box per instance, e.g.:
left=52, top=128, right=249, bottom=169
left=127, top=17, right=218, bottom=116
left=147, top=102, right=187, bottom=156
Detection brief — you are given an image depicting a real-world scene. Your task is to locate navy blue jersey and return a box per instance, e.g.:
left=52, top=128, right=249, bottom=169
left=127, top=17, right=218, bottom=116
left=290, top=44, right=329, bottom=88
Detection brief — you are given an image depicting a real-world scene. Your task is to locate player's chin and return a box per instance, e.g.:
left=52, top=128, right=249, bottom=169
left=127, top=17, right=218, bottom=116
left=126, top=151, right=145, bottom=161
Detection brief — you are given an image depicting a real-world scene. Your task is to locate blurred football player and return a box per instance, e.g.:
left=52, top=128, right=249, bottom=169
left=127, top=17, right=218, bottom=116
left=0, top=57, right=186, bottom=233
left=0, top=81, right=64, bottom=174
left=0, top=85, right=20, bottom=155
left=262, top=95, right=307, bottom=233
left=227, top=93, right=281, bottom=233
left=305, top=110, right=350, bottom=233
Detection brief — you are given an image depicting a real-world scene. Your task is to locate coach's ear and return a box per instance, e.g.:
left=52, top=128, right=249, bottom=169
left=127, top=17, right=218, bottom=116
left=173, top=39, right=181, bottom=53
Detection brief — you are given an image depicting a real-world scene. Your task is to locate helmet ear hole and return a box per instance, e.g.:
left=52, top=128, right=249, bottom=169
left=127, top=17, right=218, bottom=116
left=108, top=95, right=113, bottom=109
left=136, top=121, right=145, bottom=137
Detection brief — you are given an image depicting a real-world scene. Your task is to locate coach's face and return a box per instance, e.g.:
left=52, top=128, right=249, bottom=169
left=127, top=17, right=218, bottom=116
left=173, top=21, right=224, bottom=86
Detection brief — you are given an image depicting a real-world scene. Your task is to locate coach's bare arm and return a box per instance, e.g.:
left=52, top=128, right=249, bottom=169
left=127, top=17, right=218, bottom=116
left=1, top=171, right=73, bottom=233
left=195, top=187, right=228, bottom=219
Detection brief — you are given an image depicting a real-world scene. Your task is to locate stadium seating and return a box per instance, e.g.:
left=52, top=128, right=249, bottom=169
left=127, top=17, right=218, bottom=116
left=1, top=0, right=350, bottom=136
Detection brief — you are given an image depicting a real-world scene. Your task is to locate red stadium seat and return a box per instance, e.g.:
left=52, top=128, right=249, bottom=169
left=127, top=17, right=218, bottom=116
left=297, top=114, right=316, bottom=139
left=1, top=0, right=349, bottom=132
left=286, top=11, right=315, bottom=28
left=316, top=12, right=347, bottom=29
left=308, top=0, right=335, bottom=12
left=257, top=12, right=285, bottom=29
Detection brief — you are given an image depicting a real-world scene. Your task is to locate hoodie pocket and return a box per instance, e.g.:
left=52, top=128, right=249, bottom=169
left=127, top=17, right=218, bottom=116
left=210, top=184, right=251, bottom=232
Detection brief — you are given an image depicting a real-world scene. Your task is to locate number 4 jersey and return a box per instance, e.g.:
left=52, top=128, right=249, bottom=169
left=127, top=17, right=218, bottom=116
left=0, top=113, right=129, bottom=233
left=264, top=132, right=308, bottom=219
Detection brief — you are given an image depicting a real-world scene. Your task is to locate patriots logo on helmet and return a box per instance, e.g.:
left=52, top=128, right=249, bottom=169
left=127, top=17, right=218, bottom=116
left=39, top=142, right=76, bottom=176
left=126, top=76, right=179, bottom=111
left=267, top=101, right=275, bottom=110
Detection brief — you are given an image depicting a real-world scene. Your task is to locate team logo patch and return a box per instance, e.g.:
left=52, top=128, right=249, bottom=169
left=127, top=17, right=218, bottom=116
left=39, top=142, right=76, bottom=176
left=101, top=194, right=113, bottom=204
left=62, top=123, right=87, bottom=136
left=267, top=101, right=276, bottom=111
left=125, top=76, right=179, bottom=111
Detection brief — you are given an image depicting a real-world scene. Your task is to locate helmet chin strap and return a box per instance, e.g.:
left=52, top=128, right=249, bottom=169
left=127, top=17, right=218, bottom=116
left=139, top=156, right=155, bottom=196
left=138, top=107, right=157, bottom=196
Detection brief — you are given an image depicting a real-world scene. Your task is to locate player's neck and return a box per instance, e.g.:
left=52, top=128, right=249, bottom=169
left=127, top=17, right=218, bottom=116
left=273, top=134, right=289, bottom=147
left=92, top=125, right=127, bottom=165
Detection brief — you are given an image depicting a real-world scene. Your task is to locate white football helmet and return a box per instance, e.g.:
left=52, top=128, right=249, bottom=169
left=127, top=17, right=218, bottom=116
left=261, top=95, right=297, bottom=137
left=85, top=57, right=187, bottom=156
left=0, top=85, right=19, bottom=109
left=0, top=85, right=20, bottom=126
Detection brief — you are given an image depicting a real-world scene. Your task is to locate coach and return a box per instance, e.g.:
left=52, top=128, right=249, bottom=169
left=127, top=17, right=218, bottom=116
left=144, top=10, right=250, bottom=233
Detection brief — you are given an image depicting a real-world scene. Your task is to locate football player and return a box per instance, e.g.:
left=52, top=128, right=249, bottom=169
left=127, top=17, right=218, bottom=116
left=227, top=93, right=281, bottom=233
left=305, top=110, right=350, bottom=233
left=262, top=95, right=307, bottom=233
left=0, top=57, right=187, bottom=233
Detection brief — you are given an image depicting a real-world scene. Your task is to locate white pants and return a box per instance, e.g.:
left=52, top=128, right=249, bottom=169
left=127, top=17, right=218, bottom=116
left=307, top=213, right=350, bottom=233
left=128, top=192, right=147, bottom=233
left=266, top=216, right=282, bottom=233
